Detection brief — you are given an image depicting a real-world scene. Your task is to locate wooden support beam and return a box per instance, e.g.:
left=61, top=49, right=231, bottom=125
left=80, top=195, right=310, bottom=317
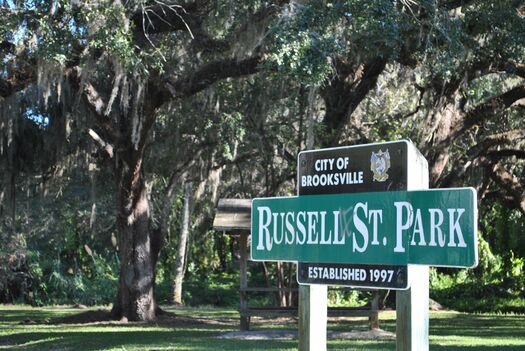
left=369, top=290, right=380, bottom=330
left=239, top=232, right=250, bottom=330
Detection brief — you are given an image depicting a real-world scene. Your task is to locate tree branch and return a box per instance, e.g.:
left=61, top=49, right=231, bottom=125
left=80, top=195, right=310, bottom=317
left=443, top=85, right=525, bottom=146
left=467, top=129, right=525, bottom=158
left=163, top=56, right=261, bottom=98
left=0, top=66, right=36, bottom=98
left=131, top=1, right=203, bottom=37
left=66, top=68, right=120, bottom=144
left=486, top=149, right=525, bottom=160
left=132, top=1, right=285, bottom=57
left=88, top=129, right=114, bottom=158
left=436, top=129, right=525, bottom=188
left=320, top=57, right=387, bottom=146
left=485, top=162, right=525, bottom=215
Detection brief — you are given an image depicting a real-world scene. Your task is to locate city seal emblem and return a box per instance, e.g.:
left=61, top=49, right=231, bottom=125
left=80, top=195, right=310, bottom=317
left=370, top=149, right=391, bottom=182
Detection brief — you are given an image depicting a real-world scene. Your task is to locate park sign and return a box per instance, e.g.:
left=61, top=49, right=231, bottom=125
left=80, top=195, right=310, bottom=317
left=296, top=140, right=421, bottom=289
left=251, top=188, right=478, bottom=268
left=297, top=140, right=416, bottom=196
left=297, top=262, right=408, bottom=290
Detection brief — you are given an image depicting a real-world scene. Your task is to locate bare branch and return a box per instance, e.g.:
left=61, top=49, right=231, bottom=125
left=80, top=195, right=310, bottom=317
left=82, top=81, right=107, bottom=115
left=88, top=129, right=114, bottom=158
left=132, top=1, right=200, bottom=36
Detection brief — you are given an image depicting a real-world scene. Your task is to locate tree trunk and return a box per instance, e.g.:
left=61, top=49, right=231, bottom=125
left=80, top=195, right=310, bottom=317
left=111, top=159, right=159, bottom=322
left=172, top=181, right=192, bottom=305
left=276, top=262, right=287, bottom=307
left=286, top=262, right=295, bottom=307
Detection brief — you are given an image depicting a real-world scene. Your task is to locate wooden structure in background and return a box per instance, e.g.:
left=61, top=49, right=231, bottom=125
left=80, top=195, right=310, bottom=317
left=213, top=198, right=252, bottom=330
left=213, top=198, right=379, bottom=331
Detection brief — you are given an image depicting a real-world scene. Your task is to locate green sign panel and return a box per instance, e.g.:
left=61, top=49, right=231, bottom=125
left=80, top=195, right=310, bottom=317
left=251, top=188, right=477, bottom=268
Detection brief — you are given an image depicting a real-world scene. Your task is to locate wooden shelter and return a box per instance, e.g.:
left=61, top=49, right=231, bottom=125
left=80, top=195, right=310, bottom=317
left=213, top=198, right=379, bottom=331
left=212, top=198, right=252, bottom=330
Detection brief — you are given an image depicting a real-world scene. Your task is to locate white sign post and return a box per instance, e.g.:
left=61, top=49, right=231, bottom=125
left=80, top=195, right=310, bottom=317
left=397, top=265, right=429, bottom=351
left=397, top=141, right=429, bottom=351
left=298, top=284, right=327, bottom=351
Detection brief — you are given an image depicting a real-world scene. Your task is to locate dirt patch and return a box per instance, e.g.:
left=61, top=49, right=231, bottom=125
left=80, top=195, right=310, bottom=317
left=330, top=328, right=395, bottom=340
left=218, top=329, right=298, bottom=340
left=218, top=328, right=395, bottom=341
left=156, top=311, right=237, bottom=327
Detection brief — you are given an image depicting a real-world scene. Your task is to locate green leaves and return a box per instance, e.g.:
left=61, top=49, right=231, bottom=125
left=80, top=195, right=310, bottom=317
left=343, top=0, right=402, bottom=57
left=268, top=29, right=340, bottom=86
left=265, top=0, right=403, bottom=86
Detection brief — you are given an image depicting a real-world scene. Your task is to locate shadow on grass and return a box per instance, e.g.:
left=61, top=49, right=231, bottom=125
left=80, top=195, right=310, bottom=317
left=1, top=307, right=525, bottom=351
left=1, top=329, right=297, bottom=351
left=429, top=313, right=525, bottom=339
left=0, top=308, right=73, bottom=323
left=430, top=346, right=525, bottom=351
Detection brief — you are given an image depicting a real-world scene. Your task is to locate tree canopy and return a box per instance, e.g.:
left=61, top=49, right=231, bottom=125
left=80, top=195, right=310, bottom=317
left=0, top=0, right=524, bottom=320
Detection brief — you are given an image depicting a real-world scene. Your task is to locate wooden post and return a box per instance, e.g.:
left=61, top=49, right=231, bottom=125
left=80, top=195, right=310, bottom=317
left=396, top=145, right=429, bottom=351
left=239, top=232, right=250, bottom=330
left=298, top=284, right=327, bottom=351
left=369, top=290, right=380, bottom=330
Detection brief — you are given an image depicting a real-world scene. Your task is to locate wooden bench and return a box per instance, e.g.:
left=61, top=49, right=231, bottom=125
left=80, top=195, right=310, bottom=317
left=240, top=306, right=378, bottom=318
left=238, top=287, right=379, bottom=330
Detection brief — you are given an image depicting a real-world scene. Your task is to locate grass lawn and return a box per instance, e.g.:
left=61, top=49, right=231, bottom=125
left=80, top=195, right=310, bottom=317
left=0, top=305, right=524, bottom=350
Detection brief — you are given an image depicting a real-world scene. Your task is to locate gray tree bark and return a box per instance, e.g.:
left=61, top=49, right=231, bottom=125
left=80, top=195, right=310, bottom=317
left=172, top=181, right=192, bottom=305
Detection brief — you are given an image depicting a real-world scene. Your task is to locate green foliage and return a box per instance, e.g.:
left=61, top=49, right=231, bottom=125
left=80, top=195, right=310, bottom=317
left=2, top=1, right=167, bottom=75
left=328, top=288, right=363, bottom=307
left=0, top=161, right=119, bottom=306
left=266, top=0, right=403, bottom=85
left=431, top=274, right=525, bottom=314
left=430, top=245, right=525, bottom=314
left=464, top=1, right=525, bottom=62
left=414, top=2, right=470, bottom=81
left=430, top=202, right=525, bottom=314
left=27, top=250, right=118, bottom=306
left=343, top=0, right=402, bottom=58
left=267, top=29, right=340, bottom=86
left=465, top=73, right=525, bottom=112
left=0, top=233, right=29, bottom=303
left=483, top=203, right=525, bottom=258
left=417, top=0, right=525, bottom=82
left=185, top=272, right=239, bottom=307
left=83, top=5, right=137, bottom=69
left=156, top=272, right=239, bottom=307
left=215, top=111, right=246, bottom=161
